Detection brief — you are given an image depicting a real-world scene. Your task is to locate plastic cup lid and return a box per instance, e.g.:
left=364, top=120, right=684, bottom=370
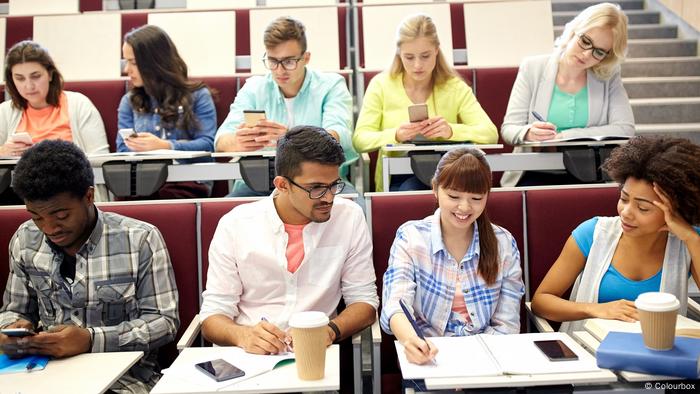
left=288, top=311, right=329, bottom=328
left=635, top=292, right=680, bottom=312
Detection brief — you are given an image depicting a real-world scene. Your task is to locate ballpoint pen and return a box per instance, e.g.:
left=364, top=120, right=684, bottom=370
left=261, top=317, right=292, bottom=353
left=399, top=299, right=437, bottom=365
left=25, top=360, right=37, bottom=372
left=531, top=111, right=546, bottom=122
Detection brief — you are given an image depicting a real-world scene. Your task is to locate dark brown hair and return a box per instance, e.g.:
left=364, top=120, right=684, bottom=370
left=264, top=17, right=307, bottom=52
left=124, top=25, right=206, bottom=133
left=4, top=41, right=64, bottom=110
left=602, top=136, right=700, bottom=225
left=432, top=147, right=499, bottom=284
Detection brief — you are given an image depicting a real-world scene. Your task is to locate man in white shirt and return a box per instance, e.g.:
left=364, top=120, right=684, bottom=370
left=200, top=125, right=378, bottom=354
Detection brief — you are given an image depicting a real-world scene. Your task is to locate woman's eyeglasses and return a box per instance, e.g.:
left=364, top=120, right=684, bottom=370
left=576, top=34, right=610, bottom=61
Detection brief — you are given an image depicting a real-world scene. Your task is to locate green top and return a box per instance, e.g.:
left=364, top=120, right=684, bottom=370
left=547, top=85, right=589, bottom=131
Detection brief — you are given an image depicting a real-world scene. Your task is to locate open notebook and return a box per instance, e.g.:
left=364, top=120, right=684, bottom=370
left=584, top=315, right=700, bottom=341
left=395, top=332, right=601, bottom=380
left=524, top=135, right=630, bottom=144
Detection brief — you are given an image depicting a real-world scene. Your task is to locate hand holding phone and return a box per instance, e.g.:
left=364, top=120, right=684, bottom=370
left=10, top=132, right=33, bottom=145
left=195, top=359, right=245, bottom=382
left=243, top=110, right=266, bottom=128
left=534, top=339, right=578, bottom=361
left=119, top=128, right=138, bottom=140
left=1, top=328, right=36, bottom=337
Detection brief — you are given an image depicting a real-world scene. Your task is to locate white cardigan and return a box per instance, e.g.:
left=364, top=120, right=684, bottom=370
left=560, top=216, right=689, bottom=334
left=500, top=54, right=635, bottom=186
left=0, top=90, right=109, bottom=155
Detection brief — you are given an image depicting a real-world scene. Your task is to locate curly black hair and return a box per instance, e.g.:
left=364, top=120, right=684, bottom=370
left=12, top=140, right=94, bottom=201
left=275, top=126, right=345, bottom=179
left=602, top=136, right=700, bottom=225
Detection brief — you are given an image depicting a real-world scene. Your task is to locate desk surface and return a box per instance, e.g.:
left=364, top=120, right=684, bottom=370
left=0, top=351, right=143, bottom=394
left=151, top=345, right=339, bottom=394
left=384, top=143, right=503, bottom=152
left=520, top=139, right=629, bottom=148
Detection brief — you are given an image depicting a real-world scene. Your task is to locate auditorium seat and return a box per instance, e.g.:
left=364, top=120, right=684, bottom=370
left=64, top=80, right=128, bottom=152
left=366, top=189, right=525, bottom=393
left=0, top=206, right=31, bottom=290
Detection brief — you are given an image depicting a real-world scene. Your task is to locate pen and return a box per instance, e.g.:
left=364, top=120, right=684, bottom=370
left=26, top=360, right=37, bottom=372
left=261, top=317, right=291, bottom=353
left=531, top=111, right=545, bottom=122
left=399, top=299, right=437, bottom=365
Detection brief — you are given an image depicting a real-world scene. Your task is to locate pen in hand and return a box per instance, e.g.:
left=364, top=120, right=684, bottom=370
left=399, top=299, right=437, bottom=365
left=26, top=360, right=37, bottom=372
left=261, top=317, right=292, bottom=354
left=531, top=111, right=545, bottom=122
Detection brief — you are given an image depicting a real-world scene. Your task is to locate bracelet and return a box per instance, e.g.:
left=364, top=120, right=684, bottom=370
left=328, top=321, right=341, bottom=344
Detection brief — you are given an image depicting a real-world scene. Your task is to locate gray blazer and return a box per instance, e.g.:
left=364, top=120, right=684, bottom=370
left=500, top=54, right=635, bottom=186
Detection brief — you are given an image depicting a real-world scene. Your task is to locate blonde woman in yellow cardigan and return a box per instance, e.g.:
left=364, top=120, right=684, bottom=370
left=353, top=14, right=497, bottom=192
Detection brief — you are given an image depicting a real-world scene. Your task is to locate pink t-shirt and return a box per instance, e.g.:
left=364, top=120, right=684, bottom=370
left=17, top=92, right=72, bottom=142
left=284, top=223, right=306, bottom=274
left=451, top=279, right=472, bottom=322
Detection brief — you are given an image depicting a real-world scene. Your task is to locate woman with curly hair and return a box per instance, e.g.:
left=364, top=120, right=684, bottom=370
left=118, top=25, right=216, bottom=198
left=532, top=136, right=700, bottom=333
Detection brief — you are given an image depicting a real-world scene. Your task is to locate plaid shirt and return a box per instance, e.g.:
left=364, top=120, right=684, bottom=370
left=381, top=210, right=524, bottom=337
left=0, top=208, right=179, bottom=393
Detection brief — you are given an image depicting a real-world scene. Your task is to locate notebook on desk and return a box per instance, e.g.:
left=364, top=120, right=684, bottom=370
left=395, top=332, right=601, bottom=380
left=524, top=135, right=630, bottom=144
left=584, top=315, right=700, bottom=342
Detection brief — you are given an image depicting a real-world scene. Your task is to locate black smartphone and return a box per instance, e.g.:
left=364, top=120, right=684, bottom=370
left=1, top=328, right=36, bottom=337
left=195, top=359, right=245, bottom=382
left=534, top=340, right=579, bottom=361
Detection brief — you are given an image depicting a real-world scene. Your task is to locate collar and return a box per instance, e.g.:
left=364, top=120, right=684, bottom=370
left=268, top=67, right=312, bottom=101
left=430, top=208, right=481, bottom=262
left=44, top=205, right=103, bottom=256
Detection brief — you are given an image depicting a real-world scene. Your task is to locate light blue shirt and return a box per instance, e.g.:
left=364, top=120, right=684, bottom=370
left=216, top=68, right=356, bottom=180
left=381, top=210, right=524, bottom=337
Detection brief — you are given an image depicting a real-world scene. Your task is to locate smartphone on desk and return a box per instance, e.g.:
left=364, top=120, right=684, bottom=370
left=1, top=328, right=36, bottom=337
left=408, top=103, right=429, bottom=123
left=243, top=110, right=266, bottom=127
left=534, top=339, right=579, bottom=361
left=195, top=359, right=245, bottom=382
left=10, top=132, right=33, bottom=145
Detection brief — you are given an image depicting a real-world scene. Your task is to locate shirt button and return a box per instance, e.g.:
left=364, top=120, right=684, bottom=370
left=470, top=312, right=475, bottom=316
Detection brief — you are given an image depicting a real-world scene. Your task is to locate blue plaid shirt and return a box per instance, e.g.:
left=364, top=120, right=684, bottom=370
left=381, top=209, right=524, bottom=336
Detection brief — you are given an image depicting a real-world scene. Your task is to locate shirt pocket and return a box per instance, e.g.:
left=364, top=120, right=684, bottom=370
left=93, top=277, right=137, bottom=326
left=26, top=269, right=56, bottom=322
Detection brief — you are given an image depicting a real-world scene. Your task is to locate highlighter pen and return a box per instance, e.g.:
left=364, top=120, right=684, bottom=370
left=399, top=299, right=437, bottom=365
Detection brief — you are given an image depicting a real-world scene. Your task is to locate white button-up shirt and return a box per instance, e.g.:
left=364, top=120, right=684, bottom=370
left=200, top=196, right=379, bottom=328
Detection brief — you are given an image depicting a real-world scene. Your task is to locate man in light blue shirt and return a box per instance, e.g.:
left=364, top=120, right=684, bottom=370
left=216, top=16, right=357, bottom=196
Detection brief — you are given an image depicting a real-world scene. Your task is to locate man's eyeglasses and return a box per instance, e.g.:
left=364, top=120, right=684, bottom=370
left=284, top=177, right=345, bottom=199
left=576, top=33, right=610, bottom=61
left=262, top=53, right=305, bottom=71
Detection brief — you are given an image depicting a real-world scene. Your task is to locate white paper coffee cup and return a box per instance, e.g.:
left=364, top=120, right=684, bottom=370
left=289, top=311, right=329, bottom=380
left=635, top=292, right=679, bottom=351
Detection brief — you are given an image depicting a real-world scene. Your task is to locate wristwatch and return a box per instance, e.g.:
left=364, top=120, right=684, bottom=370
left=328, top=321, right=341, bottom=344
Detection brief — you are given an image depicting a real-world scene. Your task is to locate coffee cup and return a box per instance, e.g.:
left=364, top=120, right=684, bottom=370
left=289, top=311, right=329, bottom=380
left=634, top=292, right=680, bottom=351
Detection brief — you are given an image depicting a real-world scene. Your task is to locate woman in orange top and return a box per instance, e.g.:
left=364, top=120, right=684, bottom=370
left=0, top=41, right=108, bottom=157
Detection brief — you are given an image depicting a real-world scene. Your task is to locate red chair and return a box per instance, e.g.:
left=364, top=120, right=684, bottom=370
left=0, top=206, right=31, bottom=288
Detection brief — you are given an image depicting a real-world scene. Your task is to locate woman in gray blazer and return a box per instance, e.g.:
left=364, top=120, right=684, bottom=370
left=500, top=2, right=634, bottom=187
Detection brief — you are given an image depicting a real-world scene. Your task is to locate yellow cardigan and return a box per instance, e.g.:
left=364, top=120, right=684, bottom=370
left=352, top=72, right=497, bottom=191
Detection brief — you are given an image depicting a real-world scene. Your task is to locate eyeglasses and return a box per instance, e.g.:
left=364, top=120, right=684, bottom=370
left=576, top=33, right=610, bottom=61
left=262, top=53, right=305, bottom=71
left=284, top=176, right=345, bottom=199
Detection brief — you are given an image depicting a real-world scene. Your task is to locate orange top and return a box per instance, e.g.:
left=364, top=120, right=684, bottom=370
left=17, top=92, right=72, bottom=142
left=451, top=279, right=472, bottom=322
left=284, top=223, right=306, bottom=274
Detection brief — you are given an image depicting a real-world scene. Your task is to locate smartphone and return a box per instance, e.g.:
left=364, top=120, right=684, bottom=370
left=1, top=328, right=36, bottom=337
left=10, top=132, right=33, bottom=145
left=195, top=359, right=245, bottom=382
left=243, top=110, right=266, bottom=127
left=118, top=128, right=138, bottom=140
left=408, top=103, right=429, bottom=123
left=534, top=340, right=579, bottom=361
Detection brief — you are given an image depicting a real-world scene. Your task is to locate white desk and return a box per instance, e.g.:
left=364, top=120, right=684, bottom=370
left=572, top=331, right=682, bottom=382
left=0, top=351, right=143, bottom=394
left=151, top=345, right=339, bottom=394
left=522, top=139, right=630, bottom=148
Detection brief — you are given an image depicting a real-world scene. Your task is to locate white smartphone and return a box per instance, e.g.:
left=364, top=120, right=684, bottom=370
left=10, top=132, right=33, bottom=145
left=243, top=110, right=266, bottom=127
left=408, top=104, right=429, bottom=123
left=119, top=128, right=138, bottom=140
left=1, top=327, right=36, bottom=337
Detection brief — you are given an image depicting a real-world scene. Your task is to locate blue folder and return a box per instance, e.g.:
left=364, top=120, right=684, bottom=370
left=0, top=354, right=50, bottom=374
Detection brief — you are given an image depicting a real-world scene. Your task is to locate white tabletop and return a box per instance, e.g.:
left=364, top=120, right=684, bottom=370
left=520, top=139, right=629, bottom=148
left=212, top=150, right=277, bottom=158
left=151, top=345, right=339, bottom=394
left=88, top=150, right=211, bottom=165
left=384, top=143, right=503, bottom=152
left=0, top=351, right=143, bottom=394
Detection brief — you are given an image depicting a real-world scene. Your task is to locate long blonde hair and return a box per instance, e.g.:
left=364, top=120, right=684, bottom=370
left=389, top=14, right=457, bottom=86
left=555, top=2, right=628, bottom=80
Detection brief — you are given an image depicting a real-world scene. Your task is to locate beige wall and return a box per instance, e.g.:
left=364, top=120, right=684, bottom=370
left=659, top=0, right=700, bottom=31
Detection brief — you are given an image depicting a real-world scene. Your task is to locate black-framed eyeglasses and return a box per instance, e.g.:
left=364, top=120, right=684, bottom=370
left=576, top=33, right=610, bottom=61
left=262, top=53, right=305, bottom=71
left=284, top=176, right=345, bottom=199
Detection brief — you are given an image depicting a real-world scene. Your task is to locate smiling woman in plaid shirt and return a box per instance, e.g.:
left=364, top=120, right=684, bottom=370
left=0, top=140, right=179, bottom=393
left=380, top=147, right=525, bottom=365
